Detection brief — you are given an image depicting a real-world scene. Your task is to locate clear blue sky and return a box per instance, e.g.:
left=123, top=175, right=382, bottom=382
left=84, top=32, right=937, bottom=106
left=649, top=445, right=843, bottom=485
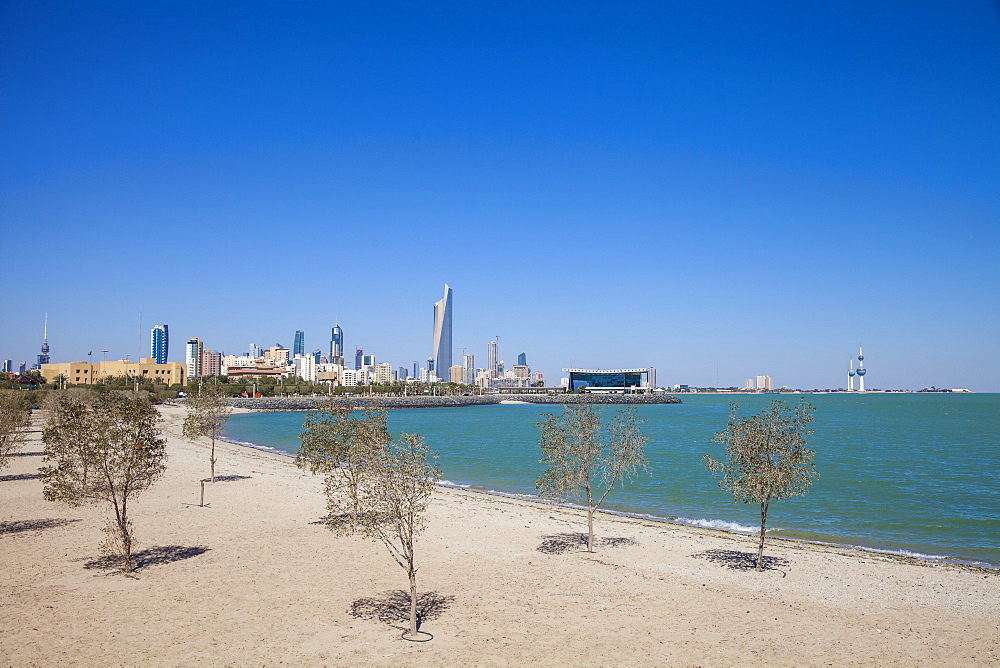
left=2, top=1, right=998, bottom=391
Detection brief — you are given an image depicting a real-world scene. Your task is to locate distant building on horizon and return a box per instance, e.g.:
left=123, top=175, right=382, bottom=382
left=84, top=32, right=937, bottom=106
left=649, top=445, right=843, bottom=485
left=151, top=324, right=169, bottom=364
left=463, top=353, right=475, bottom=385
left=185, top=337, right=203, bottom=379
left=432, top=284, right=453, bottom=384
left=355, top=347, right=363, bottom=371
left=330, top=324, right=343, bottom=363
left=517, top=352, right=527, bottom=366
left=201, top=349, right=222, bottom=377
left=2, top=360, right=12, bottom=373
left=293, top=330, right=305, bottom=358
left=35, top=314, right=50, bottom=369
left=755, top=375, right=774, bottom=391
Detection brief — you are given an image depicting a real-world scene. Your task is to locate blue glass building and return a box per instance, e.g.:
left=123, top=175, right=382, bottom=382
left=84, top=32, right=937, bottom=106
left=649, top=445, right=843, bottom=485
left=151, top=324, right=169, bottom=364
left=293, top=330, right=305, bottom=358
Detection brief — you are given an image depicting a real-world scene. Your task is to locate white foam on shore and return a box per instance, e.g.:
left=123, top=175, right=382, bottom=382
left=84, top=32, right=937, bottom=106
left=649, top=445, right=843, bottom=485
left=674, top=517, right=764, bottom=534
left=217, top=436, right=294, bottom=458
left=215, top=436, right=998, bottom=571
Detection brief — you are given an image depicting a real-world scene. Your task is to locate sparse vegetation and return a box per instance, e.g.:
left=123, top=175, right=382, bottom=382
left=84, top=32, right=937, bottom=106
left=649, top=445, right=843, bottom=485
left=39, top=392, right=167, bottom=573
left=0, top=391, right=32, bottom=470
left=536, top=405, right=649, bottom=552
left=704, top=399, right=818, bottom=571
left=182, top=385, right=232, bottom=483
left=296, top=400, right=390, bottom=532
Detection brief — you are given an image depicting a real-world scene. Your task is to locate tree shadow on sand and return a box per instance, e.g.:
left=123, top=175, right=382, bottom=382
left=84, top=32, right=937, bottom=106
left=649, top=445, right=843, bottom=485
left=201, top=475, right=252, bottom=483
left=10, top=451, right=44, bottom=457
left=0, top=518, right=80, bottom=535
left=537, top=532, right=639, bottom=555
left=349, top=590, right=455, bottom=631
left=691, top=549, right=790, bottom=573
left=84, top=545, right=210, bottom=571
left=0, top=472, right=40, bottom=482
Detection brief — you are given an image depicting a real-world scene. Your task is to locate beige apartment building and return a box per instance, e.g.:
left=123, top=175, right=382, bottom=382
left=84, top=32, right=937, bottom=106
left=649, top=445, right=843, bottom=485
left=41, top=358, right=187, bottom=386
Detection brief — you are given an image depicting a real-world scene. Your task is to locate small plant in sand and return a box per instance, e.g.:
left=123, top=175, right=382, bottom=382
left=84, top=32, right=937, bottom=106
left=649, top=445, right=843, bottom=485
left=39, top=392, right=167, bottom=573
left=359, top=433, right=440, bottom=639
left=704, top=399, right=818, bottom=572
left=296, top=399, right=391, bottom=532
left=182, top=384, right=232, bottom=483
left=0, top=390, right=32, bottom=470
left=536, top=405, right=649, bottom=553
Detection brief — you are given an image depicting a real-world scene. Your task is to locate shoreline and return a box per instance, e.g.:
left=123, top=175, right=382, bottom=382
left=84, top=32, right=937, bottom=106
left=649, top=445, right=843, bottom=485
left=215, top=428, right=999, bottom=573
left=2, top=403, right=996, bottom=664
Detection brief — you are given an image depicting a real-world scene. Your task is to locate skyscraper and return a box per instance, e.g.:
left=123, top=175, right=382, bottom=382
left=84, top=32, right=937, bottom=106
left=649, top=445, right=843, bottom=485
left=151, top=324, right=169, bottom=364
left=36, top=314, right=50, bottom=369
left=185, top=337, right=203, bottom=379
left=517, top=352, right=527, bottom=366
left=463, top=353, right=475, bottom=385
left=432, top=284, right=453, bottom=383
left=487, top=340, right=498, bottom=377
left=355, top=347, right=363, bottom=371
left=330, top=324, right=343, bottom=360
left=293, top=330, right=305, bottom=358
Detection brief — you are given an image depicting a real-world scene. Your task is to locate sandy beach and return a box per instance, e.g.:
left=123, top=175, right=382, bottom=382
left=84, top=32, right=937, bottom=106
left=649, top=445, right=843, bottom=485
left=1, top=403, right=997, bottom=665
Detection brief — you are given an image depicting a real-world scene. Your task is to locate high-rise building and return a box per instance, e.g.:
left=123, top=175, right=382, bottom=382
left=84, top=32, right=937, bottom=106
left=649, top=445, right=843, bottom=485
left=201, top=349, right=222, bottom=377
left=2, top=360, right=11, bottom=373
left=398, top=366, right=409, bottom=380
left=151, top=324, right=169, bottom=364
left=293, top=330, right=305, bottom=358
left=487, top=340, right=498, bottom=377
left=463, top=353, right=475, bottom=385
left=355, top=348, right=363, bottom=371
left=35, top=314, right=50, bottom=369
left=330, top=325, right=343, bottom=359
left=517, top=352, right=527, bottom=367
left=755, top=375, right=773, bottom=391
left=362, top=354, right=376, bottom=368
left=432, top=284, right=453, bottom=386
left=185, top=337, right=203, bottom=379
left=412, top=361, right=419, bottom=378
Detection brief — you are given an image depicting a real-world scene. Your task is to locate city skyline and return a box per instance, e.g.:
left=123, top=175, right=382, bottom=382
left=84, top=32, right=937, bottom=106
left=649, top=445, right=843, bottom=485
left=2, top=3, right=997, bottom=391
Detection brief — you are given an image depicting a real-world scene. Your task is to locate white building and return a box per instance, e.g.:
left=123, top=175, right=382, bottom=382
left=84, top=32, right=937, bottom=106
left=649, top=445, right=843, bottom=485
left=293, top=354, right=317, bottom=382
left=756, top=375, right=773, bottom=391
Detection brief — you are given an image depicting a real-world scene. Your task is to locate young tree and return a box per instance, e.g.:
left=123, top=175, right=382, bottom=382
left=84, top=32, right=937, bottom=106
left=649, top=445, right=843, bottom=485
left=536, top=405, right=649, bottom=553
left=703, top=400, right=818, bottom=571
left=182, top=384, right=232, bottom=483
left=0, top=391, right=32, bottom=470
left=296, top=400, right=390, bottom=533
left=359, top=433, right=440, bottom=639
left=39, top=392, right=167, bottom=572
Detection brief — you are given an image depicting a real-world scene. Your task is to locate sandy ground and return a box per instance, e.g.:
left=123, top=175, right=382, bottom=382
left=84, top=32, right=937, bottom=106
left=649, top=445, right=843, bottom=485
left=1, top=403, right=997, bottom=665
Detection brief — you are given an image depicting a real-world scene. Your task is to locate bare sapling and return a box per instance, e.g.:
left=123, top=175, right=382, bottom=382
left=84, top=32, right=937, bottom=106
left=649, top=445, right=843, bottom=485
left=704, top=399, right=818, bottom=571
left=182, top=384, right=232, bottom=483
left=39, top=392, right=167, bottom=573
left=358, top=433, right=440, bottom=639
left=536, top=405, right=649, bottom=552
left=296, top=400, right=390, bottom=533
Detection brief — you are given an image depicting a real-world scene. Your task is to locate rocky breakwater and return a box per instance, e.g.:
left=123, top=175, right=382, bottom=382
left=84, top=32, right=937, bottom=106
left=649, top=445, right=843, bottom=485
left=227, top=393, right=681, bottom=411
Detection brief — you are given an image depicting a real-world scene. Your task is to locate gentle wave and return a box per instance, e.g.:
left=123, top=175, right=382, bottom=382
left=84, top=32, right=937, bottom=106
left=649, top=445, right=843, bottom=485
left=674, top=517, right=764, bottom=534
left=218, top=436, right=294, bottom=458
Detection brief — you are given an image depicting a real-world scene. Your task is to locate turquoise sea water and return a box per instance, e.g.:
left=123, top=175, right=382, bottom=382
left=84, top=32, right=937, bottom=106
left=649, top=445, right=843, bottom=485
left=222, top=393, right=1000, bottom=568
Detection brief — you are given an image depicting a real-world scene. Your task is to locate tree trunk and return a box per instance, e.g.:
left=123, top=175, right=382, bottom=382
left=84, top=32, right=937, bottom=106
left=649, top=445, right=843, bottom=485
left=210, top=437, right=216, bottom=483
left=587, top=508, right=595, bottom=553
left=407, top=567, right=418, bottom=637
left=756, top=498, right=770, bottom=572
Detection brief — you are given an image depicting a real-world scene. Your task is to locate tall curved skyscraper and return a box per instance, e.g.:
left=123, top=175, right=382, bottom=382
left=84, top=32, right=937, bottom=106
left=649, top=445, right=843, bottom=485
left=432, top=284, right=453, bottom=381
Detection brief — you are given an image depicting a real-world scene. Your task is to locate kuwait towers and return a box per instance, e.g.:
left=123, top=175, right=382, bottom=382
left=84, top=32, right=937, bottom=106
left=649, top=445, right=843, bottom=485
left=847, top=346, right=867, bottom=391
left=432, top=284, right=453, bottom=382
